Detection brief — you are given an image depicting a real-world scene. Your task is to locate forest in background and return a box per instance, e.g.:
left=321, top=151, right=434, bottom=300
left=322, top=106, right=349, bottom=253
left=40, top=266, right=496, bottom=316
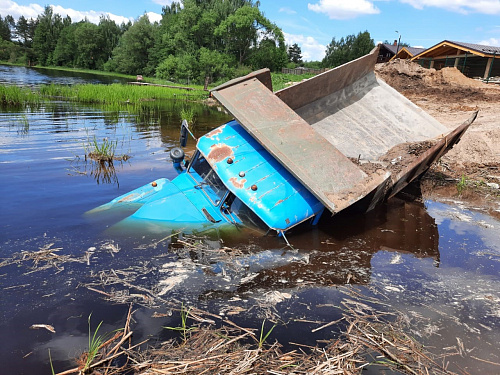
left=0, top=0, right=375, bottom=86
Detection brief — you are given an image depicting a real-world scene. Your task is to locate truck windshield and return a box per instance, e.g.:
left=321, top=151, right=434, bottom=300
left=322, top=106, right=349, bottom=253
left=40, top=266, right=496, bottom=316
left=189, top=152, right=228, bottom=205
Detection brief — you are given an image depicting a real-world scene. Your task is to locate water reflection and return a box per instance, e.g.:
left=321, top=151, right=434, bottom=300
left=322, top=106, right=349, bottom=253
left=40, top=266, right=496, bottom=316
left=145, top=196, right=440, bottom=303
left=0, top=64, right=129, bottom=86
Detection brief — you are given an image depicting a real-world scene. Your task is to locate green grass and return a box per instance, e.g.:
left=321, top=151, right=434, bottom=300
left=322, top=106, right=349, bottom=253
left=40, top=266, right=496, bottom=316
left=456, top=174, right=468, bottom=195
left=39, top=82, right=207, bottom=104
left=258, top=319, right=276, bottom=349
left=180, top=106, right=196, bottom=126
left=0, top=85, right=41, bottom=107
left=84, top=314, right=106, bottom=371
left=164, top=304, right=197, bottom=343
left=271, top=72, right=317, bottom=91
left=84, top=135, right=118, bottom=163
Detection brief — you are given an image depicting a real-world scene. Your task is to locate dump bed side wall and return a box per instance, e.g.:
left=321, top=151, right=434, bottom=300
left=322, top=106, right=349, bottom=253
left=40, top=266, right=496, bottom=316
left=275, top=46, right=378, bottom=110
left=297, top=72, right=449, bottom=160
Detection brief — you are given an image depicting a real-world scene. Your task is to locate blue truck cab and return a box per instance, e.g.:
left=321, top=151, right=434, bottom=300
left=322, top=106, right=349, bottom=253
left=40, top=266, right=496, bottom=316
left=95, top=120, right=325, bottom=235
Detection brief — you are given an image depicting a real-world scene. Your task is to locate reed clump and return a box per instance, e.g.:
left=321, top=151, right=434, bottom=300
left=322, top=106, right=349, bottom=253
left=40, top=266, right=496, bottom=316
left=40, top=83, right=207, bottom=104
left=0, top=85, right=41, bottom=107
left=84, top=135, right=130, bottom=165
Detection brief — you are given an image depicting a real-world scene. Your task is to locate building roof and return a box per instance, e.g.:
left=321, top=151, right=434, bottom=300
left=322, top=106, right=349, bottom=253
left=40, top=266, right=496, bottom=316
left=380, top=43, right=399, bottom=55
left=412, top=40, right=500, bottom=60
left=390, top=46, right=427, bottom=60
left=404, top=47, right=427, bottom=56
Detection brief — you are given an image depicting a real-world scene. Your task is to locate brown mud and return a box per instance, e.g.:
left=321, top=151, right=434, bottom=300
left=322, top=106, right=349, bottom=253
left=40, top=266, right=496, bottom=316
left=375, top=59, right=500, bottom=208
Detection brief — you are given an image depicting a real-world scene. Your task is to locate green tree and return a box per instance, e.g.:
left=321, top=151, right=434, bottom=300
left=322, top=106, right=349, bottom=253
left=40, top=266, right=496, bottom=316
left=214, top=5, right=283, bottom=65
left=322, top=31, right=374, bottom=68
left=0, top=15, right=14, bottom=41
left=32, top=6, right=69, bottom=65
left=98, top=16, right=121, bottom=64
left=250, top=37, right=287, bottom=71
left=198, top=47, right=234, bottom=85
left=110, top=14, right=156, bottom=75
left=287, top=43, right=302, bottom=64
left=15, top=16, right=37, bottom=47
left=52, top=22, right=78, bottom=66
left=74, top=22, right=102, bottom=69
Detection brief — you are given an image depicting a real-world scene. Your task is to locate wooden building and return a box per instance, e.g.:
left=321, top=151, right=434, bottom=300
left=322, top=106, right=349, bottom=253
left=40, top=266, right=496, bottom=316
left=377, top=42, right=399, bottom=63
left=411, top=40, right=500, bottom=81
left=391, top=46, right=426, bottom=60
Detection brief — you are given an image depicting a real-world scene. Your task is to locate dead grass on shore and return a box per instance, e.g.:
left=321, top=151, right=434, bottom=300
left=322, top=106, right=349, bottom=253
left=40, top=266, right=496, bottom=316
left=66, top=295, right=457, bottom=375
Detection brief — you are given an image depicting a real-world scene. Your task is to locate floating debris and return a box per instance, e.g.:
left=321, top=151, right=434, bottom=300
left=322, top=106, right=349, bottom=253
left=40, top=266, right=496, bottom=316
left=29, top=324, right=56, bottom=333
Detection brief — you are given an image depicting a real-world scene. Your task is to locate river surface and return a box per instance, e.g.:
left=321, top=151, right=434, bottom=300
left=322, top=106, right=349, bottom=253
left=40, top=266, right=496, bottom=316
left=0, top=71, right=499, bottom=374
left=0, top=64, right=129, bottom=86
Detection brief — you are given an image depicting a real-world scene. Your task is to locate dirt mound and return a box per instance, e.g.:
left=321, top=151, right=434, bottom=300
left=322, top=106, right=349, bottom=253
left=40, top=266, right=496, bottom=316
left=375, top=59, right=500, bottom=185
left=375, top=59, right=488, bottom=89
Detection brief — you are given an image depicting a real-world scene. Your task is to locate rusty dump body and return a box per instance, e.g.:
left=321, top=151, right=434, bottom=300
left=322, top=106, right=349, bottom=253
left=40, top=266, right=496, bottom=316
left=210, top=46, right=476, bottom=218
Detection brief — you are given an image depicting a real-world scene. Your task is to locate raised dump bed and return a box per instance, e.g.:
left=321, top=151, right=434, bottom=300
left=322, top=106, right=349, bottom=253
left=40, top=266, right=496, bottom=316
left=210, top=46, right=476, bottom=216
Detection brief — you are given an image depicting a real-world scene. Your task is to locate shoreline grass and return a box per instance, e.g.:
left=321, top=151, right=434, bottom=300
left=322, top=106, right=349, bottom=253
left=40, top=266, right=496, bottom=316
left=0, top=82, right=208, bottom=108
left=0, top=85, right=41, bottom=107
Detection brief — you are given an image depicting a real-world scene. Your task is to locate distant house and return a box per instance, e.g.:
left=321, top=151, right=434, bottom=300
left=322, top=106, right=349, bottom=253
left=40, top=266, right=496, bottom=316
left=377, top=41, right=400, bottom=63
left=411, top=40, right=500, bottom=80
left=378, top=41, right=426, bottom=62
left=391, top=46, right=426, bottom=60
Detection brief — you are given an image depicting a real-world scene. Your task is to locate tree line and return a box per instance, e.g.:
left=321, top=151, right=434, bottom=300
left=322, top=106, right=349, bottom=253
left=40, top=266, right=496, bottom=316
left=0, top=1, right=375, bottom=85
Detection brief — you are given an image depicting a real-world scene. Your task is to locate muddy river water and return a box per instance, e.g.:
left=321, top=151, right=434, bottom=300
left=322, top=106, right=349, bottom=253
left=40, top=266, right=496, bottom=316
left=1, top=87, right=499, bottom=373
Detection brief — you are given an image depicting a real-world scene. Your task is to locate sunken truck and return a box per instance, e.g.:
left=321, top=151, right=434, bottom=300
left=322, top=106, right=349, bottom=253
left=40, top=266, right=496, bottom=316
left=93, top=46, right=476, bottom=237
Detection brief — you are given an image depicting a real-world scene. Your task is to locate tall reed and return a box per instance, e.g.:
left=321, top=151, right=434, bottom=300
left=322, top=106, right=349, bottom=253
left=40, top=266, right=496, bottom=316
left=0, top=85, right=41, bottom=107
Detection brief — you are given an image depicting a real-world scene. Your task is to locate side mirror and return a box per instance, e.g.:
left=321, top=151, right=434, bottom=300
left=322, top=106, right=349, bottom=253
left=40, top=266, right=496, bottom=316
left=180, top=120, right=189, bottom=148
left=170, top=147, right=185, bottom=163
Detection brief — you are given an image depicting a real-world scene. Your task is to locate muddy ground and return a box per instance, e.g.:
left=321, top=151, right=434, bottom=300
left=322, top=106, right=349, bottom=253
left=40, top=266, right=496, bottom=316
left=375, top=59, right=500, bottom=210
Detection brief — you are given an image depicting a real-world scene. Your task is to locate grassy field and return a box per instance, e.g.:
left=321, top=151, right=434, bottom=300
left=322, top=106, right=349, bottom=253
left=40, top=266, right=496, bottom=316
left=271, top=72, right=317, bottom=91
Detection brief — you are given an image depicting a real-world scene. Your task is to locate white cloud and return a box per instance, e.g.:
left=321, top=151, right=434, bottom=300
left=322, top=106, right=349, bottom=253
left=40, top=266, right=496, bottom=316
left=284, top=32, right=326, bottom=61
left=50, top=5, right=132, bottom=24
left=279, top=7, right=297, bottom=15
left=478, top=37, right=500, bottom=46
left=145, top=11, right=162, bottom=23
left=0, top=0, right=43, bottom=19
left=0, top=0, right=134, bottom=24
left=399, top=0, right=500, bottom=15
left=151, top=0, right=176, bottom=6
left=308, top=0, right=380, bottom=19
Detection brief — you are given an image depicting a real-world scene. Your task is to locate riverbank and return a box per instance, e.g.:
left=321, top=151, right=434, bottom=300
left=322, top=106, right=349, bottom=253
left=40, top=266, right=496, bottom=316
left=376, top=59, right=500, bottom=209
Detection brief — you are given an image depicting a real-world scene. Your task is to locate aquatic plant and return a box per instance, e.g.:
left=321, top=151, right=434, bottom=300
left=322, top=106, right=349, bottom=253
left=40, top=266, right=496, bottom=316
left=84, top=135, right=118, bottom=164
left=180, top=106, right=196, bottom=126
left=0, top=84, right=41, bottom=107
left=40, top=82, right=207, bottom=104
left=83, top=314, right=106, bottom=371
left=164, top=304, right=197, bottom=343
left=48, top=349, right=55, bottom=375
left=258, top=319, right=276, bottom=349
left=14, top=114, right=29, bottom=134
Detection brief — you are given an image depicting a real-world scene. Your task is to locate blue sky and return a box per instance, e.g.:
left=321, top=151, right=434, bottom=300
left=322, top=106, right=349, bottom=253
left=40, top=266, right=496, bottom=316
left=2, top=0, right=500, bottom=61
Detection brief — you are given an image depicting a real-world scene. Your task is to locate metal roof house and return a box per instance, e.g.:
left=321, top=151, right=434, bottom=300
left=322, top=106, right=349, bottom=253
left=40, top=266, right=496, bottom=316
left=390, top=46, right=426, bottom=60
left=378, top=42, right=426, bottom=63
left=411, top=40, right=500, bottom=81
left=377, top=42, right=400, bottom=62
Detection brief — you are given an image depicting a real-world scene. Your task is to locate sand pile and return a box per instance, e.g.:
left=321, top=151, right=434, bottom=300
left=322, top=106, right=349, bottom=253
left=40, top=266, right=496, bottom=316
left=375, top=59, right=487, bottom=89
